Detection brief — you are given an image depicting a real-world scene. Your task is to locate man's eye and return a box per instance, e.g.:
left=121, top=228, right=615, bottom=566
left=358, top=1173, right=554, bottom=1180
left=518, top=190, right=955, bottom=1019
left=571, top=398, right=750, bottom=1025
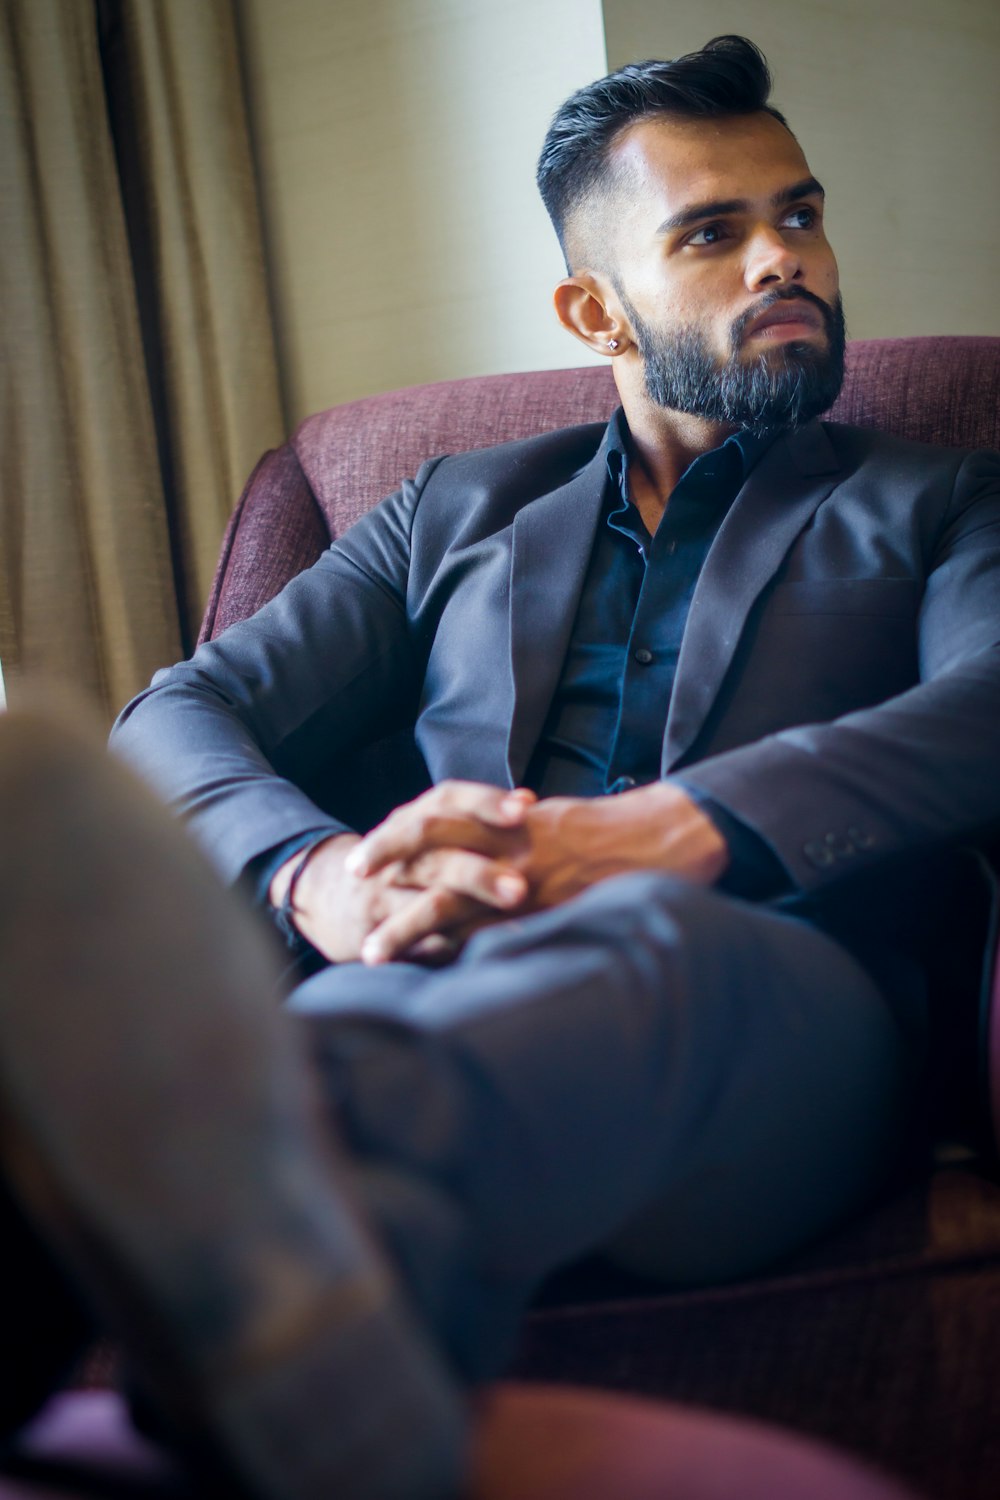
left=687, top=223, right=727, bottom=246
left=782, top=206, right=817, bottom=230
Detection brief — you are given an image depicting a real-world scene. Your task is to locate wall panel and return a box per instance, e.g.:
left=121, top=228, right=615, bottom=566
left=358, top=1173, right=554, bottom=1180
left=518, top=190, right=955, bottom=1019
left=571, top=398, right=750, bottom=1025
left=237, top=0, right=607, bottom=422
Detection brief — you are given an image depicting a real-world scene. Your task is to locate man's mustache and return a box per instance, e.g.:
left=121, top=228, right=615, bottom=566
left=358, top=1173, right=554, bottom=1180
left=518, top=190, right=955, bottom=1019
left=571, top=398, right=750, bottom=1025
left=731, top=286, right=838, bottom=349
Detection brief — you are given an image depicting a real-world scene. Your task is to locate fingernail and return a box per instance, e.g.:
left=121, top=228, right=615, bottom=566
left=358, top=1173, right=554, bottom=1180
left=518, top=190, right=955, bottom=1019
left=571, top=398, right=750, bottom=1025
left=345, top=846, right=367, bottom=874
left=361, top=938, right=385, bottom=964
left=496, top=875, right=526, bottom=904
left=500, top=796, right=529, bottom=820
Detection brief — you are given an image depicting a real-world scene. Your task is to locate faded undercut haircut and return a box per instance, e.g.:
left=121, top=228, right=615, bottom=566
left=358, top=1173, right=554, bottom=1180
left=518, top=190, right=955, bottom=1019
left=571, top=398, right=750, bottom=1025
left=537, top=35, right=789, bottom=271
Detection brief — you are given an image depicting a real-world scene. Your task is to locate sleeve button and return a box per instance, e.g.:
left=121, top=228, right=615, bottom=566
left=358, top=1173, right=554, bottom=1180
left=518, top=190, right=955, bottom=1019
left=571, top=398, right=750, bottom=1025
left=804, top=839, right=837, bottom=868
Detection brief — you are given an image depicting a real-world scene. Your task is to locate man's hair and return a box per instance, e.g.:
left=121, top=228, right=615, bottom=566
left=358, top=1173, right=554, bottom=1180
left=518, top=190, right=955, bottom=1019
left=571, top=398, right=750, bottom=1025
left=537, top=36, right=789, bottom=267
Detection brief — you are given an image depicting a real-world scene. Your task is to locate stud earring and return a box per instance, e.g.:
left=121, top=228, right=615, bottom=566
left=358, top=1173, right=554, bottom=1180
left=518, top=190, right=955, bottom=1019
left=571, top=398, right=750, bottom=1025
left=608, top=339, right=619, bottom=350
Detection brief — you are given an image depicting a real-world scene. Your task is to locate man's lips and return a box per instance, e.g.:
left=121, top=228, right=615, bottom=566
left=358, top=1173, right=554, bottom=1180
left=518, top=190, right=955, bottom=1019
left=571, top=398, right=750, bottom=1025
left=745, top=299, right=824, bottom=341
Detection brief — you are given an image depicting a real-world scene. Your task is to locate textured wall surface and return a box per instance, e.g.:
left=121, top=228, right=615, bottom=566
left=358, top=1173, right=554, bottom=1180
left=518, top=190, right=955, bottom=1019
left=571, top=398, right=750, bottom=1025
left=237, top=0, right=608, bottom=422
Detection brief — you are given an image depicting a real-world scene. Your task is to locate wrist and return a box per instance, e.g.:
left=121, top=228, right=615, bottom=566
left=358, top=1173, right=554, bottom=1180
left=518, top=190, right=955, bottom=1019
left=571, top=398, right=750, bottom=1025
left=268, top=833, right=360, bottom=919
left=619, top=781, right=730, bottom=883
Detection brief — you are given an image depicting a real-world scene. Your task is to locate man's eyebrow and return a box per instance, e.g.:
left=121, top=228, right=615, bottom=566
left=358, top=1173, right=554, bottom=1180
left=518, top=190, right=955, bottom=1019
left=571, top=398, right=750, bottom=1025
left=773, top=176, right=826, bottom=209
left=655, top=177, right=826, bottom=236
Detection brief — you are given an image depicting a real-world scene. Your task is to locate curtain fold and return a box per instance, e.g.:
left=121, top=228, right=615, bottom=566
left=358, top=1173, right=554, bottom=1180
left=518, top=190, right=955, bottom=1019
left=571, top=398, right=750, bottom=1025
left=1, top=0, right=181, bottom=716
left=100, top=0, right=285, bottom=646
left=1, top=0, right=284, bottom=718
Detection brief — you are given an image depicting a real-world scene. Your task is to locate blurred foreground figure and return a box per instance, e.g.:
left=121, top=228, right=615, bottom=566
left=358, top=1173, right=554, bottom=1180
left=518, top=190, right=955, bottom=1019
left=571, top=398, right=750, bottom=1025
left=0, top=710, right=462, bottom=1498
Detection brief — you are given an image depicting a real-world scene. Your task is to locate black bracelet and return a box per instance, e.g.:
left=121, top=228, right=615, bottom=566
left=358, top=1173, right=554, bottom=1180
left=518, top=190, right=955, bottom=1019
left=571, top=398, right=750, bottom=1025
left=273, top=842, right=321, bottom=947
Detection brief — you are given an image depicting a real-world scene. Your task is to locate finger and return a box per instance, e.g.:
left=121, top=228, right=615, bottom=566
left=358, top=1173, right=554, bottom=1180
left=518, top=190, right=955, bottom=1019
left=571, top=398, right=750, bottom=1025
left=430, top=780, right=536, bottom=825
left=348, top=784, right=533, bottom=876
left=350, top=816, right=525, bottom=876
left=497, top=787, right=537, bottom=818
left=290, top=865, right=415, bottom=965
left=360, top=887, right=481, bottom=965
left=404, top=849, right=528, bottom=909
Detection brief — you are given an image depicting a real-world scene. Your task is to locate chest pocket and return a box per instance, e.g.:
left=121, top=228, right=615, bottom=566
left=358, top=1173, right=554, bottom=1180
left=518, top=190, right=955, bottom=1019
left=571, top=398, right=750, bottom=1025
left=765, top=577, right=921, bottom=617
left=692, top=577, right=922, bottom=760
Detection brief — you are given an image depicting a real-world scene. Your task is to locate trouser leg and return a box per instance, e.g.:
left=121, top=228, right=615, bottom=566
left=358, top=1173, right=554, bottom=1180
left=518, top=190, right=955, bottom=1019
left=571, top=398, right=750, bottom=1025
left=291, top=873, right=918, bottom=1365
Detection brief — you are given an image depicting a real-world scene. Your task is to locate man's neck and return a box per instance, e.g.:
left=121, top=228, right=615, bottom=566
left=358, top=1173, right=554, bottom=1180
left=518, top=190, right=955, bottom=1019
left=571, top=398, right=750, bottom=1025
left=622, top=399, right=736, bottom=534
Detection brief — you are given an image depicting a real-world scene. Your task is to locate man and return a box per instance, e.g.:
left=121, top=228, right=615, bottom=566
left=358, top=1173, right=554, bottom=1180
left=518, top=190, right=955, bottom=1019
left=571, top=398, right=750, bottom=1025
left=2, top=34, right=998, bottom=1500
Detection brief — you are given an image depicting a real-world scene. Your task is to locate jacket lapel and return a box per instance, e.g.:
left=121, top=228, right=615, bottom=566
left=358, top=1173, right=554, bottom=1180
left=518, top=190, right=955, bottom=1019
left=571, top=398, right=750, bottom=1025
left=663, top=420, right=843, bottom=771
left=505, top=439, right=611, bottom=784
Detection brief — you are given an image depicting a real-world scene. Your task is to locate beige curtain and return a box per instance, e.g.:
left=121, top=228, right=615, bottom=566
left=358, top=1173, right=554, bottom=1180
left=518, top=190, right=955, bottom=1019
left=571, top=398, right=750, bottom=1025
left=1, top=0, right=284, bottom=720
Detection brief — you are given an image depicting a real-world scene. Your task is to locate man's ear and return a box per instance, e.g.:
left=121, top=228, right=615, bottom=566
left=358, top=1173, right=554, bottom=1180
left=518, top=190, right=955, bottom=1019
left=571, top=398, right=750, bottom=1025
left=553, top=273, right=630, bottom=357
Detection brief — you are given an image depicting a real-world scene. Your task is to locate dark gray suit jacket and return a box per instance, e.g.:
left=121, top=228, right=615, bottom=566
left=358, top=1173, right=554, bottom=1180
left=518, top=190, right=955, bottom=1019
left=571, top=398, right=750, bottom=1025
left=113, top=415, right=1000, bottom=1008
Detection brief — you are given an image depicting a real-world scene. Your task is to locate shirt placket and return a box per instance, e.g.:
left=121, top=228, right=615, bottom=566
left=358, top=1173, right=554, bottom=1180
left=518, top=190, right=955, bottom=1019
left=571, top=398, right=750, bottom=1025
left=605, top=446, right=742, bottom=794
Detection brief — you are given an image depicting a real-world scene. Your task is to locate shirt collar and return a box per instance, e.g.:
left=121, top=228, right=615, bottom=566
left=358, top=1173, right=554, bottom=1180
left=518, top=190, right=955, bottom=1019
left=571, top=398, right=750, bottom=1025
left=605, top=406, right=778, bottom=506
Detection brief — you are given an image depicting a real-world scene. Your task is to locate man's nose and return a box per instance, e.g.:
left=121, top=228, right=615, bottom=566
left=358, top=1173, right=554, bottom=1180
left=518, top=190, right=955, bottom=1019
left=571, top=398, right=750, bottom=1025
left=744, top=225, right=804, bottom=290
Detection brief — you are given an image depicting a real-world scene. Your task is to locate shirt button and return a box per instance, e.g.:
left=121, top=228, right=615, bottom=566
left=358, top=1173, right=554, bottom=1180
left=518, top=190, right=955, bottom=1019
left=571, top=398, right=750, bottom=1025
left=633, top=647, right=654, bottom=665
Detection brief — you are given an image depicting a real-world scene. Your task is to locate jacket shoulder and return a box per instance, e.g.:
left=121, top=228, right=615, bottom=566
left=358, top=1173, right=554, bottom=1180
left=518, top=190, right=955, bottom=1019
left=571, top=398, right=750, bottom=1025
left=819, top=421, right=999, bottom=473
left=421, top=420, right=610, bottom=497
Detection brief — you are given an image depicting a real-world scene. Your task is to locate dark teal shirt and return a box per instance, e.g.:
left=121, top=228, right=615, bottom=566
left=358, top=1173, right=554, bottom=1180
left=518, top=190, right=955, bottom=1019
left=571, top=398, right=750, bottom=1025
left=526, top=409, right=774, bottom=798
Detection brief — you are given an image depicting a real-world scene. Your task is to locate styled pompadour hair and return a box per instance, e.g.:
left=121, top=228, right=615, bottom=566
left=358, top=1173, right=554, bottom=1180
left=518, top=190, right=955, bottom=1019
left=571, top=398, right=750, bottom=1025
left=537, top=36, right=788, bottom=266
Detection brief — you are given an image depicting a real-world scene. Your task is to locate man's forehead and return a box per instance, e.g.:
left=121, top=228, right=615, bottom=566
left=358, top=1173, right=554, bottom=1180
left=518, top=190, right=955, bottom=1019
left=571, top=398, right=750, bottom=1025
left=609, top=112, right=813, bottom=221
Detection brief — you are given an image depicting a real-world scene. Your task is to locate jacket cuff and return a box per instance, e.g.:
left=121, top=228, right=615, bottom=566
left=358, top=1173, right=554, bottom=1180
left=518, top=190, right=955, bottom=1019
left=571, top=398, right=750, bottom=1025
left=674, top=781, right=793, bottom=899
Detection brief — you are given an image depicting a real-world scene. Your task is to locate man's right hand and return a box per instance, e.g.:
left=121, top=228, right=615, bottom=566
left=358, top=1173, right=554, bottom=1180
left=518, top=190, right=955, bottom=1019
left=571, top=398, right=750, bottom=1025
left=268, top=784, right=534, bottom=965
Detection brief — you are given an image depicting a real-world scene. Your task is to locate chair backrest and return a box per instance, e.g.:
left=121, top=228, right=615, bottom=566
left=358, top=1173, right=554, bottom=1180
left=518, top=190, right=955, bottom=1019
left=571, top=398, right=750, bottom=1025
left=201, top=336, right=1000, bottom=642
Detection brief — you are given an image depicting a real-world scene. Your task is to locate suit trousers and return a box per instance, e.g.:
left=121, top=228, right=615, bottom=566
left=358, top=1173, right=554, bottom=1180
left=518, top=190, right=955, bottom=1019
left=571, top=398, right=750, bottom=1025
left=289, top=871, right=920, bottom=1382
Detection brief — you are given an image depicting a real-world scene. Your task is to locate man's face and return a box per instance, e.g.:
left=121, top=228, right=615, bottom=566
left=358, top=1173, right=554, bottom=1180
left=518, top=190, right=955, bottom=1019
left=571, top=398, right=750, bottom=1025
left=598, top=112, right=844, bottom=430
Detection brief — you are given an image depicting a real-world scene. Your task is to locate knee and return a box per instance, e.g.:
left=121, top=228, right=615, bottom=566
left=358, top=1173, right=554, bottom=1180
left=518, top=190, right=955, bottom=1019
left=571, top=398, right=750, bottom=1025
left=554, top=869, right=737, bottom=956
left=459, top=872, right=748, bottom=1013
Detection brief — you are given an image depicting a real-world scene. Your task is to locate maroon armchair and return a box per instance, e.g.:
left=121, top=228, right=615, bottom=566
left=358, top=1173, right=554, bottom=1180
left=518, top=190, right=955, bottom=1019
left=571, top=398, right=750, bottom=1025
left=197, top=336, right=1000, bottom=1500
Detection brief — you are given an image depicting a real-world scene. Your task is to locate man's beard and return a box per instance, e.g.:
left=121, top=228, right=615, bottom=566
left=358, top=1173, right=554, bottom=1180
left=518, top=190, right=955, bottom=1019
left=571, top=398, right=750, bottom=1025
left=619, top=286, right=847, bottom=434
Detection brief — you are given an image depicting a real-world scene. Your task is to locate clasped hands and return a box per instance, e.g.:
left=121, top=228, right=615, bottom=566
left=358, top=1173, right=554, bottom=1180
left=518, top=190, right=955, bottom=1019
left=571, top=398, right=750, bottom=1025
left=270, top=779, right=729, bottom=967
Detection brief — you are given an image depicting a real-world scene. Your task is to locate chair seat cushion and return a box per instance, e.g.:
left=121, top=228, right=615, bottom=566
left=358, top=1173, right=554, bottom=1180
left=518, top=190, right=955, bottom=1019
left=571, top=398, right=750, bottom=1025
left=519, top=1163, right=1000, bottom=1500
left=2, top=1386, right=920, bottom=1500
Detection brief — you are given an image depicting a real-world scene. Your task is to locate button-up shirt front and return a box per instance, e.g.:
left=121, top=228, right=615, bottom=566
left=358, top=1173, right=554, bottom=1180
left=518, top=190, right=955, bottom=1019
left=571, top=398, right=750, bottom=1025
left=526, top=409, right=775, bottom=800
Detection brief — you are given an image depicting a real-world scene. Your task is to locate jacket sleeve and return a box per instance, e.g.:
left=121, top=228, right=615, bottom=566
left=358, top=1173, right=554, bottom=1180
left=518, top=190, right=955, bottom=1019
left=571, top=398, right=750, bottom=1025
left=111, top=464, right=439, bottom=885
left=677, top=448, right=1000, bottom=890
